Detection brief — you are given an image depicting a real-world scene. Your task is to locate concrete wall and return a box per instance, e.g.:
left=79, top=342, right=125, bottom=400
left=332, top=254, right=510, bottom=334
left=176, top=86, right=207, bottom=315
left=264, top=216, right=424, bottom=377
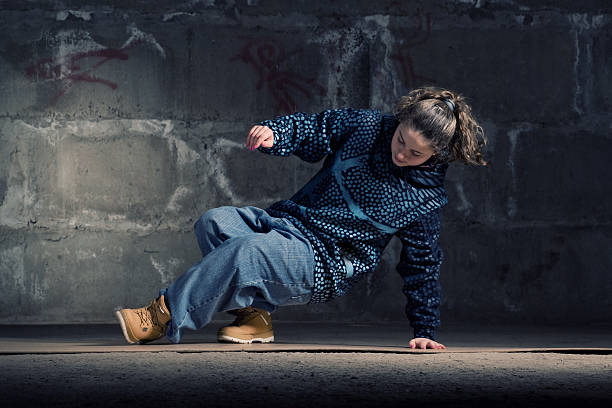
left=0, top=0, right=610, bottom=327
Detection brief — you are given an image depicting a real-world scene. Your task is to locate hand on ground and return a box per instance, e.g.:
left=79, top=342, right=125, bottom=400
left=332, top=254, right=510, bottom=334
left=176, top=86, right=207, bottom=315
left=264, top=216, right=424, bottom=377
left=246, top=125, right=274, bottom=150
left=409, top=337, right=446, bottom=349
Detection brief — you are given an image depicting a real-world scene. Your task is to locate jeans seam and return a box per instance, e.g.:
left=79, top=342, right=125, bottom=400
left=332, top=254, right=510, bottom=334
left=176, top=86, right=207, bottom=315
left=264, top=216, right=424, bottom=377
left=241, top=278, right=312, bottom=288
left=171, top=284, right=238, bottom=336
left=181, top=278, right=310, bottom=317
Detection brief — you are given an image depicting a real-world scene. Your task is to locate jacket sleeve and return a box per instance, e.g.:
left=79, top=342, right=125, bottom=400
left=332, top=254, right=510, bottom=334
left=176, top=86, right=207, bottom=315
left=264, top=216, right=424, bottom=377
left=256, top=108, right=363, bottom=163
left=395, top=208, right=444, bottom=341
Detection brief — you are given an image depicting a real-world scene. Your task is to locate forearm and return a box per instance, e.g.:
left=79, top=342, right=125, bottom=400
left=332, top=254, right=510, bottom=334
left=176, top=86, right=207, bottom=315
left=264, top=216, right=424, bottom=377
left=256, top=108, right=361, bottom=162
left=396, top=209, right=444, bottom=341
left=401, top=267, right=442, bottom=340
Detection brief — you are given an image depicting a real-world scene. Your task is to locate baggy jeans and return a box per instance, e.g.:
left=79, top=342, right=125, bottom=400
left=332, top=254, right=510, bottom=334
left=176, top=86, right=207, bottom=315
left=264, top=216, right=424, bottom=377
left=158, top=205, right=316, bottom=344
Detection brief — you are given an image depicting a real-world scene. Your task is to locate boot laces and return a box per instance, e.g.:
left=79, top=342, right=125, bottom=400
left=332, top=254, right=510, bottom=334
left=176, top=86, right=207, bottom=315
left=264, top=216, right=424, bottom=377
left=135, top=299, right=164, bottom=329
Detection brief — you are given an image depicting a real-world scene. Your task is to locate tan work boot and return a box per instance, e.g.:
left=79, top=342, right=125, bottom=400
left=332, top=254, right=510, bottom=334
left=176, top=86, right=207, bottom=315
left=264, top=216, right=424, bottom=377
left=217, top=306, right=274, bottom=344
left=115, top=295, right=171, bottom=344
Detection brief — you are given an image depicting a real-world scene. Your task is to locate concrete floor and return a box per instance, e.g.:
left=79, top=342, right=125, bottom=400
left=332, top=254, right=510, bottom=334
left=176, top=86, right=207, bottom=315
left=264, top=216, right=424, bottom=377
left=1, top=321, right=611, bottom=407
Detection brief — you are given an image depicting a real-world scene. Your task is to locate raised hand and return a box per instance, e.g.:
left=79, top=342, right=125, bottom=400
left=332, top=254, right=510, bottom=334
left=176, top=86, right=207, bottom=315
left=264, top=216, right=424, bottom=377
left=246, top=125, right=274, bottom=150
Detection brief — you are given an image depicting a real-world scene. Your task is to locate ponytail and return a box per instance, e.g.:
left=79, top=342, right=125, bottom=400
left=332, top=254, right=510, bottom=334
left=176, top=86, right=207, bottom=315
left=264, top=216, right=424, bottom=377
left=393, top=86, right=487, bottom=166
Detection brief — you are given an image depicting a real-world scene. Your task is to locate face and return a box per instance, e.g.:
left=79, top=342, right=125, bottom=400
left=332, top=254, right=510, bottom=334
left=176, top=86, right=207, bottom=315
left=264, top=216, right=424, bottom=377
left=391, top=123, right=435, bottom=167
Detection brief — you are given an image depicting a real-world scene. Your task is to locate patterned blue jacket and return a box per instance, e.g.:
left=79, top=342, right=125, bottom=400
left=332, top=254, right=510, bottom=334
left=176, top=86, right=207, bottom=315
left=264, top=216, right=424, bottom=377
left=257, top=108, right=449, bottom=340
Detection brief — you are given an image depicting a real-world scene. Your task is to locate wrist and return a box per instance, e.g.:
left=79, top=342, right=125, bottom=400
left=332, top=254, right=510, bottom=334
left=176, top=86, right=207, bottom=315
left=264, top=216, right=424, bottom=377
left=413, top=325, right=435, bottom=341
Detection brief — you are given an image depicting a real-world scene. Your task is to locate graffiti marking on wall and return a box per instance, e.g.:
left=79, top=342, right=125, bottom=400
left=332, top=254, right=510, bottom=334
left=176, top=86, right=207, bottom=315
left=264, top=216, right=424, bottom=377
left=26, top=48, right=128, bottom=105
left=230, top=38, right=327, bottom=114
left=25, top=23, right=165, bottom=105
left=391, top=11, right=436, bottom=89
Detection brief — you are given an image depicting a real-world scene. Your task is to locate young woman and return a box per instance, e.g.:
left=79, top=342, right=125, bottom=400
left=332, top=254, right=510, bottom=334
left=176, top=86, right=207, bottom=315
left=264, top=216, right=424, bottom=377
left=116, top=85, right=487, bottom=350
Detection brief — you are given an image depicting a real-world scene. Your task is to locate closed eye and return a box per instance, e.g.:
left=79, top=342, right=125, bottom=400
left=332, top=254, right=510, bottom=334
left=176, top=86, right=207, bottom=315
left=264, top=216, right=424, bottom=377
left=398, top=130, right=424, bottom=156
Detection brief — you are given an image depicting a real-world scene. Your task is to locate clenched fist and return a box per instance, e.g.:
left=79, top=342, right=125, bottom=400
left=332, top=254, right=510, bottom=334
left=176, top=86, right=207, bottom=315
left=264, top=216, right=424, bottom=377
left=246, top=125, right=274, bottom=150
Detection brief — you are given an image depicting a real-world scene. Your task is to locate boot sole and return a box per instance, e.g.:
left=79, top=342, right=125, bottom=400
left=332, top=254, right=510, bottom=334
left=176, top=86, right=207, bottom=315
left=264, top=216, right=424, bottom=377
left=217, top=334, right=275, bottom=344
left=115, top=310, right=140, bottom=344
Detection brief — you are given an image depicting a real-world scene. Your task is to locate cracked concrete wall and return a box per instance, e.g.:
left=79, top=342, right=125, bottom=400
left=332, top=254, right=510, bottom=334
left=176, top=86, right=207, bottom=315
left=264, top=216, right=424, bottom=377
left=0, top=0, right=610, bottom=327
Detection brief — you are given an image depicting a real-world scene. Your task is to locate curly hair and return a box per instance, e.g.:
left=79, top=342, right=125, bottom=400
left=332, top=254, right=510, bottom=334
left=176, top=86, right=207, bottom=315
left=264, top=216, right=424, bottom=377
left=392, top=86, right=487, bottom=166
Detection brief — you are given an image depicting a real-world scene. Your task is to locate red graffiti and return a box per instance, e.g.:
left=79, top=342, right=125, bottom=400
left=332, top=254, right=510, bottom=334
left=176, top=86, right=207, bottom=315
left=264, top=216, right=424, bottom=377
left=24, top=27, right=163, bottom=106
left=391, top=11, right=437, bottom=89
left=25, top=47, right=129, bottom=105
left=230, top=38, right=327, bottom=114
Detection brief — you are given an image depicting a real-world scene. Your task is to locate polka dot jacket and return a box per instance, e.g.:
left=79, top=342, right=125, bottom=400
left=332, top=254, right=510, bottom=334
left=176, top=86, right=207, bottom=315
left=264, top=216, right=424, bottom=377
left=257, top=108, right=449, bottom=341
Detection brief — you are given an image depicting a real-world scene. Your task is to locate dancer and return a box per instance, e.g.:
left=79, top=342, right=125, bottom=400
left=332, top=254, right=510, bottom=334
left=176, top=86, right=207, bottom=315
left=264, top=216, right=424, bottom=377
left=115, top=85, right=487, bottom=349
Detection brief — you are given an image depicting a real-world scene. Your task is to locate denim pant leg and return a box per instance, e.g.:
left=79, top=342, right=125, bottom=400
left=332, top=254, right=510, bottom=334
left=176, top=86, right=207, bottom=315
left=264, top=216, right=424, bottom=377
left=158, top=206, right=315, bottom=344
left=192, top=206, right=298, bottom=312
left=193, top=206, right=271, bottom=258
